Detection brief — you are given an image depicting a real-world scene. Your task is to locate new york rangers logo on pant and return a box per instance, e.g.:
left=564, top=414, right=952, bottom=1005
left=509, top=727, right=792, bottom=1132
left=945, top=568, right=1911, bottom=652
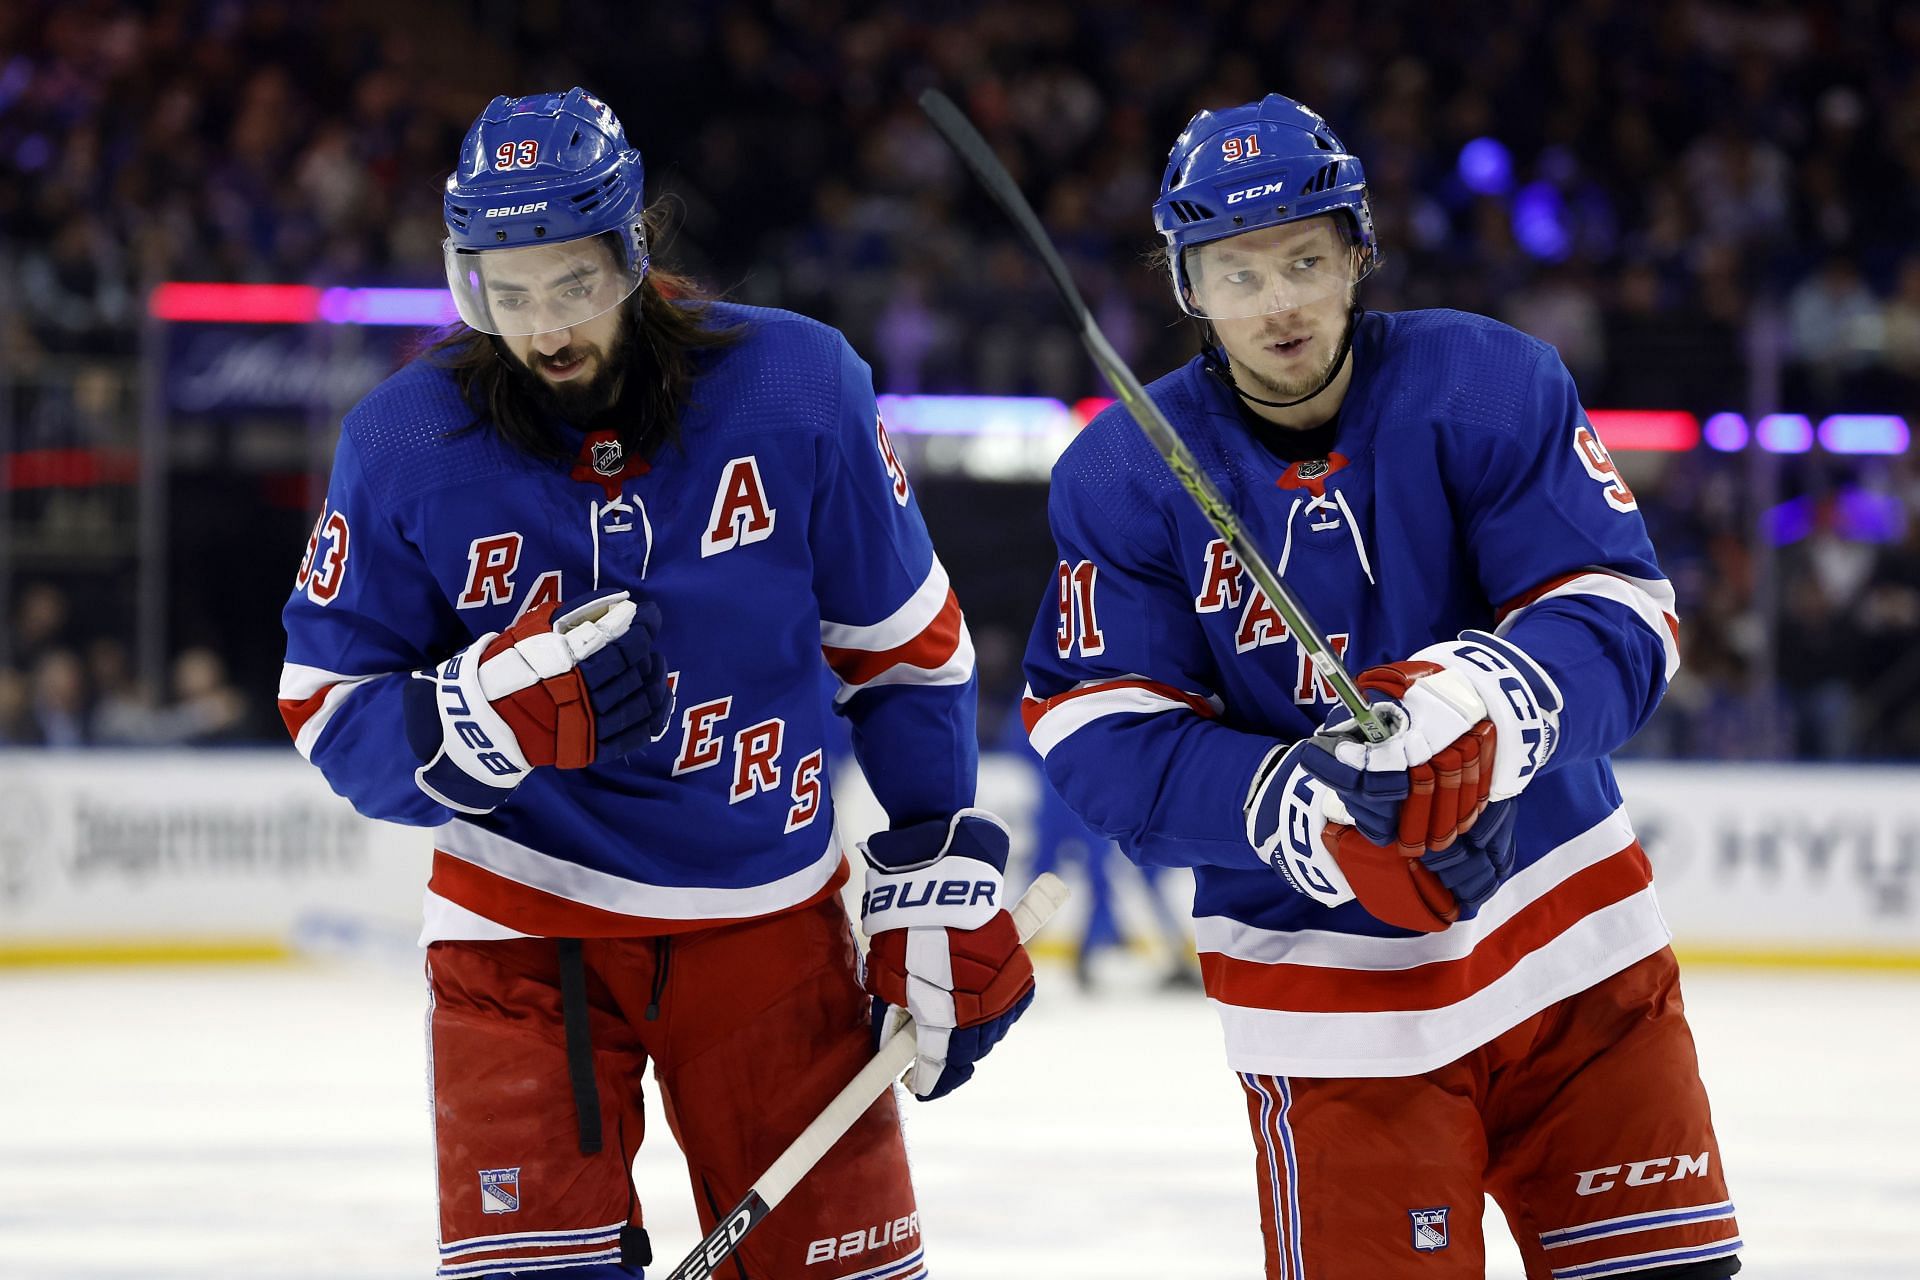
left=1410, top=1206, right=1449, bottom=1251
left=479, top=1167, right=521, bottom=1214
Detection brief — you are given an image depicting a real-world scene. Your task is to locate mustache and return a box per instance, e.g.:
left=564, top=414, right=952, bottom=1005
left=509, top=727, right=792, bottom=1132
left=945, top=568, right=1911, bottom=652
left=535, top=346, right=596, bottom=370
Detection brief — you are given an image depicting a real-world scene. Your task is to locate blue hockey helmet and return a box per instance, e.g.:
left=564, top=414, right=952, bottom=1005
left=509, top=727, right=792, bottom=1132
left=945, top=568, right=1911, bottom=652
left=443, top=88, right=650, bottom=337
left=1152, top=94, right=1378, bottom=321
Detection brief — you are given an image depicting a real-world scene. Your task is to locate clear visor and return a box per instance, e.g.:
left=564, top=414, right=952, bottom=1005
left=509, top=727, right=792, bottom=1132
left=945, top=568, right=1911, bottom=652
left=444, top=230, right=643, bottom=337
left=1176, top=235, right=1359, bottom=321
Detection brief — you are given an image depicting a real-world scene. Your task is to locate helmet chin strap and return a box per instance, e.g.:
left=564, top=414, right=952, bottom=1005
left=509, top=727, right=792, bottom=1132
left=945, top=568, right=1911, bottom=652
left=1202, top=300, right=1364, bottom=411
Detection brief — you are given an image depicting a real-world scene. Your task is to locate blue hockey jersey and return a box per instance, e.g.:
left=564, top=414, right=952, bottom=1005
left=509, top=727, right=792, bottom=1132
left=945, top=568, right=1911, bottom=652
left=281, top=303, right=977, bottom=942
left=1022, top=309, right=1680, bottom=1077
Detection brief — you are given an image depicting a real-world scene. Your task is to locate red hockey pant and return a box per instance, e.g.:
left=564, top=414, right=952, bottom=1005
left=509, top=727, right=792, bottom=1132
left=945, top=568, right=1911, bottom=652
left=425, top=895, right=922, bottom=1279
left=1242, top=947, right=1739, bottom=1279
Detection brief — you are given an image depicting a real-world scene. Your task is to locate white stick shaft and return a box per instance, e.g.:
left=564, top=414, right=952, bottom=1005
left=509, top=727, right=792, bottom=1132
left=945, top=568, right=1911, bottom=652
left=754, top=871, right=1070, bottom=1208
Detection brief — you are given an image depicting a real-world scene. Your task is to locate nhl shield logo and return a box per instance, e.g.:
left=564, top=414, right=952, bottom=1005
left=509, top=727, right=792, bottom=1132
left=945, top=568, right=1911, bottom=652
left=1275, top=451, right=1350, bottom=498
left=480, top=1167, right=521, bottom=1214
left=1409, top=1207, right=1450, bottom=1251
left=591, top=439, right=625, bottom=477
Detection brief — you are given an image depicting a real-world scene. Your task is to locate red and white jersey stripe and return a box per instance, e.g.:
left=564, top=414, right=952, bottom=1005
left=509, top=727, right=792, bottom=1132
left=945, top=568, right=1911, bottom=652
left=1499, top=568, right=1681, bottom=682
left=1197, top=805, right=1672, bottom=1077
left=819, top=558, right=974, bottom=705
left=419, top=819, right=850, bottom=942
left=1020, top=677, right=1225, bottom=759
left=277, top=662, right=382, bottom=760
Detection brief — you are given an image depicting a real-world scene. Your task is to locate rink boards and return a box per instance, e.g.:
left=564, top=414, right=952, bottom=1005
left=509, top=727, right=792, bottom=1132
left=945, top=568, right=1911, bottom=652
left=0, top=750, right=1915, bottom=968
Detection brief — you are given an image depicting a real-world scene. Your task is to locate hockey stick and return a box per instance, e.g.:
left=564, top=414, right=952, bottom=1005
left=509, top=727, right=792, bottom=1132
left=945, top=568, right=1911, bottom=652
left=917, top=89, right=1387, bottom=743
left=660, top=871, right=1071, bottom=1280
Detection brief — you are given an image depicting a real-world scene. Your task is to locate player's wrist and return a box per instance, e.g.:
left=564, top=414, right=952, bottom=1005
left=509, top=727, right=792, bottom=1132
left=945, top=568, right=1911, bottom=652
left=1246, top=741, right=1360, bottom=908
left=859, top=808, right=1012, bottom=935
left=858, top=807, right=1032, bottom=1100
left=404, top=633, right=533, bottom=815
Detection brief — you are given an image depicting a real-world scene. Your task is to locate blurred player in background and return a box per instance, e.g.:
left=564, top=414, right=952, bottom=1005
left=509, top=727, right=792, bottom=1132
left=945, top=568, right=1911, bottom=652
left=280, top=88, right=1034, bottom=1280
left=1000, top=709, right=1199, bottom=990
left=1021, top=94, right=1740, bottom=1279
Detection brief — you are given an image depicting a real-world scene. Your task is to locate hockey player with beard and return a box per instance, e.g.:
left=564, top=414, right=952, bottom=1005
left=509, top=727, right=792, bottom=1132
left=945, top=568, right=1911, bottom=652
left=281, top=88, right=1034, bottom=1280
left=1020, top=94, right=1741, bottom=1279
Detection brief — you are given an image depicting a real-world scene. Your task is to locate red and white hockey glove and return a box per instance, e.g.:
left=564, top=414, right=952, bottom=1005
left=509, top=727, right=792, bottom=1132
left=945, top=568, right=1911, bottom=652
left=860, top=809, right=1036, bottom=1101
left=405, top=590, right=673, bottom=814
left=1247, top=630, right=1561, bottom=931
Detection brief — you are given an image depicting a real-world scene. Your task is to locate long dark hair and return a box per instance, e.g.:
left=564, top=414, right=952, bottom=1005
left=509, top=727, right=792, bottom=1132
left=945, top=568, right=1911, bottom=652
left=420, top=211, right=743, bottom=463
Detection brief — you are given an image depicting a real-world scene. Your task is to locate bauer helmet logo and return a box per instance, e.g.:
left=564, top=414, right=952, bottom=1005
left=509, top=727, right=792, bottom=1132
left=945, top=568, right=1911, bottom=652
left=1225, top=180, right=1288, bottom=205
left=484, top=202, right=549, bottom=218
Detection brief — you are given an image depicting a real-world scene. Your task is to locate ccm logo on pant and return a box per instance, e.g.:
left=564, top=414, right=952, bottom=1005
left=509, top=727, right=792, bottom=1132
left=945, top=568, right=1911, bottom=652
left=1575, top=1151, right=1711, bottom=1196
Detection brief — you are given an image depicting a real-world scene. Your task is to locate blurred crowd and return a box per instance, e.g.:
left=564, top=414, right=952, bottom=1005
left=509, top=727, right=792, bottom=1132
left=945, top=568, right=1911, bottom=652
left=0, top=582, right=256, bottom=746
left=2, top=0, right=1919, bottom=757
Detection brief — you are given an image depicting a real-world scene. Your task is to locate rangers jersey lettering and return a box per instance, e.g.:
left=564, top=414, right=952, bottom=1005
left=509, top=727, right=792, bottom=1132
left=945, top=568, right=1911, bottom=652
left=281, top=303, right=978, bottom=941
left=1023, top=309, right=1681, bottom=1076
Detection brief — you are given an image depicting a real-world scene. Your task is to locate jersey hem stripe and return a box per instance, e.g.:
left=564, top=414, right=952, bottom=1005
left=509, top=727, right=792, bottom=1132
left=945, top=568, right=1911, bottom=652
left=1195, top=805, right=1638, bottom=972
left=1210, top=898, right=1671, bottom=1076
left=1199, top=842, right=1654, bottom=1013
left=419, top=821, right=847, bottom=940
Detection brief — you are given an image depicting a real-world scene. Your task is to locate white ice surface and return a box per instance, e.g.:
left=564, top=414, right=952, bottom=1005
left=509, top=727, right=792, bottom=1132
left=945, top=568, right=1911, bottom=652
left=1, top=960, right=1914, bottom=1279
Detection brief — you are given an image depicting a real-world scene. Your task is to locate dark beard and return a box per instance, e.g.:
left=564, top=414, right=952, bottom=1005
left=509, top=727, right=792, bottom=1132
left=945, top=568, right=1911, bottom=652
left=505, top=333, right=632, bottom=425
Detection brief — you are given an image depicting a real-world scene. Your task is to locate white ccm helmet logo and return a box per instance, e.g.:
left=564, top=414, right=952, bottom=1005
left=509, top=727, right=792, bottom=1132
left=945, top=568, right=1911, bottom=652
left=484, top=202, right=549, bottom=218
left=1225, top=180, right=1288, bottom=206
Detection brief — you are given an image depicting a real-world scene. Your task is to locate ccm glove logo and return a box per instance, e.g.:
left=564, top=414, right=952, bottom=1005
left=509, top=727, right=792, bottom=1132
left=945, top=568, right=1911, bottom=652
left=1277, top=770, right=1345, bottom=899
left=1410, top=630, right=1564, bottom=800
left=1245, top=744, right=1357, bottom=910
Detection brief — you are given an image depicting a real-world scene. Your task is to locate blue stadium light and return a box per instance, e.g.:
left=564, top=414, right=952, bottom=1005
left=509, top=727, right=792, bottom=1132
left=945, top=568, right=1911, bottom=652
left=14, top=133, right=52, bottom=172
left=1511, top=181, right=1570, bottom=261
left=1839, top=490, right=1904, bottom=541
left=317, top=287, right=459, bottom=327
left=874, top=395, right=1074, bottom=435
left=1818, top=414, right=1909, bottom=455
left=1755, top=414, right=1813, bottom=453
left=1768, top=490, right=1905, bottom=545
left=1457, top=138, right=1514, bottom=196
left=133, top=283, right=1920, bottom=460
left=1766, top=496, right=1814, bottom=545
left=1703, top=413, right=1749, bottom=452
